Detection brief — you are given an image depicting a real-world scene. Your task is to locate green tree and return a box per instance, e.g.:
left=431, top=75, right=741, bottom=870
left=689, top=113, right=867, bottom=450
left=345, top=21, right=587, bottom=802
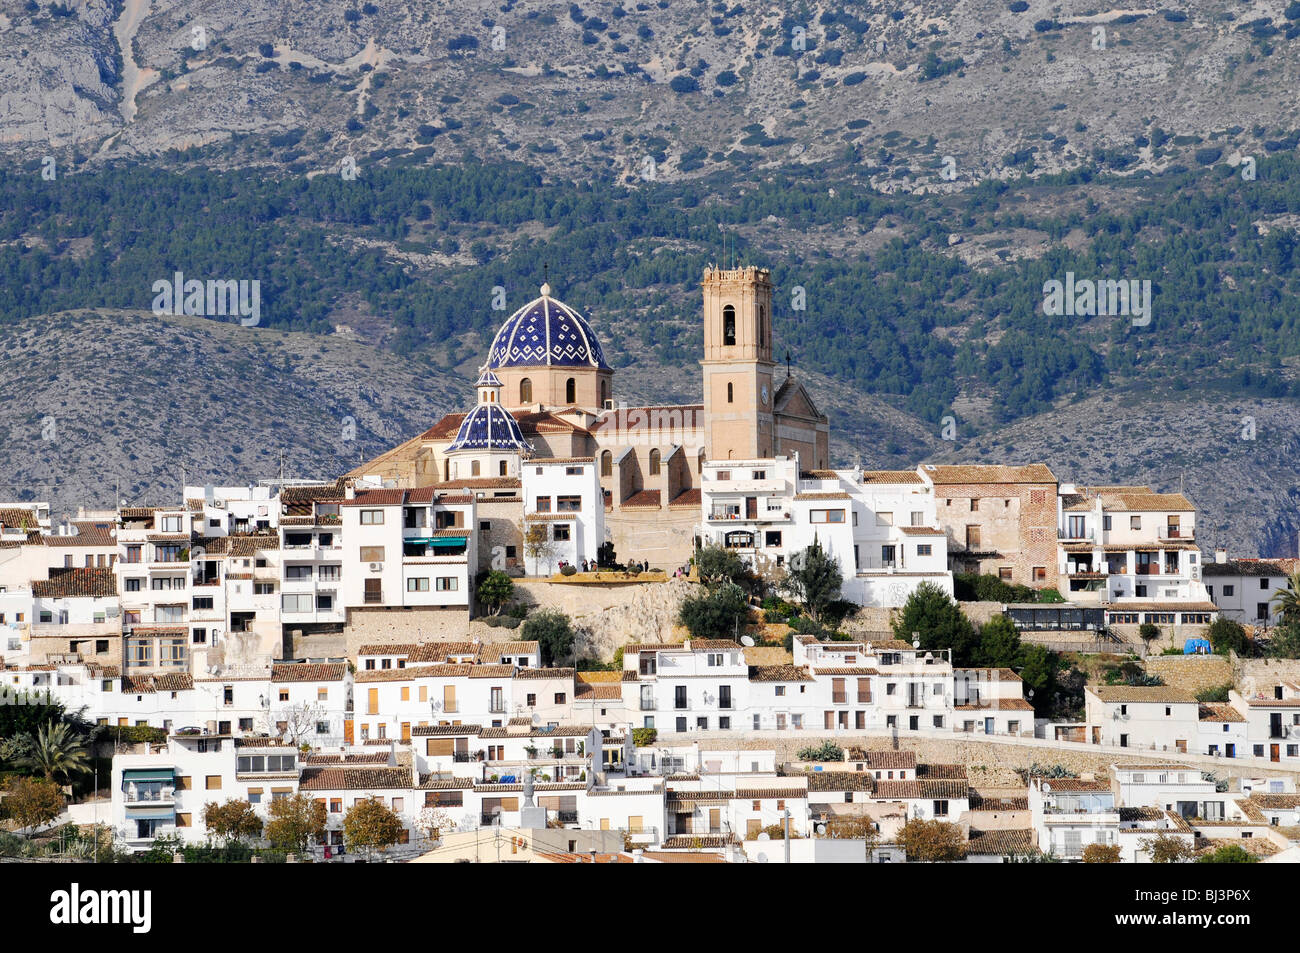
left=1081, top=842, right=1122, bottom=863
left=1138, top=622, right=1161, bottom=652
left=974, top=615, right=1022, bottom=668
left=343, top=798, right=406, bottom=860
left=796, top=741, right=843, bottom=762
left=678, top=582, right=749, bottom=641
left=1196, top=843, right=1258, bottom=863
left=2, top=776, right=64, bottom=834
left=265, top=793, right=326, bottom=852
left=1196, top=682, right=1232, bottom=703
left=523, top=609, right=575, bottom=665
left=523, top=523, right=556, bottom=574
left=1267, top=623, right=1300, bottom=659
left=1270, top=571, right=1300, bottom=625
left=893, top=582, right=978, bottom=663
left=897, top=818, right=967, bottom=862
left=202, top=798, right=264, bottom=847
left=1140, top=832, right=1195, bottom=863
left=0, top=694, right=68, bottom=751
left=782, top=538, right=843, bottom=623
left=476, top=570, right=514, bottom=615
left=632, top=727, right=657, bottom=746
left=16, top=721, right=90, bottom=784
left=694, top=545, right=749, bottom=587
left=1207, top=617, right=1247, bottom=656
left=1016, top=644, right=1058, bottom=704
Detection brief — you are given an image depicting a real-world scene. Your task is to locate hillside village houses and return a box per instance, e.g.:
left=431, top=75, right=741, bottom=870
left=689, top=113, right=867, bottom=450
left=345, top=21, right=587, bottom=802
left=4, top=265, right=1299, bottom=860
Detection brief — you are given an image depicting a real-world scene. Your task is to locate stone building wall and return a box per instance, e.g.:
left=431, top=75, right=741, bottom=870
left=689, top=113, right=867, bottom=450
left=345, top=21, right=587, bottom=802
left=932, top=481, right=1058, bottom=588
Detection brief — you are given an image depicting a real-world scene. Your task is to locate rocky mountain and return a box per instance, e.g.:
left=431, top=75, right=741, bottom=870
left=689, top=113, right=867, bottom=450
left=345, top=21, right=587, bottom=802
left=2, top=0, right=1300, bottom=558
left=0, top=308, right=463, bottom=507
left=4, top=1, right=1300, bottom=183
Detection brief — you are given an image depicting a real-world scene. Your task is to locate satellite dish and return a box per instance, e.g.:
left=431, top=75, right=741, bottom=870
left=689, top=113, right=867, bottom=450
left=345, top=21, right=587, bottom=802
left=816, top=824, right=826, bottom=836
left=531, top=713, right=541, bottom=725
left=1043, top=782, right=1052, bottom=794
left=912, top=639, right=921, bottom=649
left=740, top=635, right=755, bottom=647
left=756, top=832, right=770, bottom=841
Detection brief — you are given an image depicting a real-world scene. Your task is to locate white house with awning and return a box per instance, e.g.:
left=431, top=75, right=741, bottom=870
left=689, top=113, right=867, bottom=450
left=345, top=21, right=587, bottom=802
left=111, top=732, right=301, bottom=850
left=340, top=486, right=476, bottom=612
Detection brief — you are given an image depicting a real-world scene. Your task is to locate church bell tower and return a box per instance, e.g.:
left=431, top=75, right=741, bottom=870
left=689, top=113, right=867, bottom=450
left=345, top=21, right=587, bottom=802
left=700, top=266, right=776, bottom=461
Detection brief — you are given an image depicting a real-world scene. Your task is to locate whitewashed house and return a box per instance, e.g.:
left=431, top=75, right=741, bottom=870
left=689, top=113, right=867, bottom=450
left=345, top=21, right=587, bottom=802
left=1084, top=685, right=1201, bottom=751
left=521, top=457, right=605, bottom=574
left=1202, top=555, right=1298, bottom=626
left=111, top=732, right=301, bottom=850
left=697, top=457, right=953, bottom=608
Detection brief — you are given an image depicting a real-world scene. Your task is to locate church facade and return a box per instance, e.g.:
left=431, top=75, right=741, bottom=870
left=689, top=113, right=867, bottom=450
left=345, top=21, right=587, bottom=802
left=351, top=265, right=830, bottom=569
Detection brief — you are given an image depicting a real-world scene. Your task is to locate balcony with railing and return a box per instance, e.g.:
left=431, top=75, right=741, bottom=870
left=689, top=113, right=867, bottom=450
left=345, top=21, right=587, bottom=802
left=123, top=783, right=175, bottom=806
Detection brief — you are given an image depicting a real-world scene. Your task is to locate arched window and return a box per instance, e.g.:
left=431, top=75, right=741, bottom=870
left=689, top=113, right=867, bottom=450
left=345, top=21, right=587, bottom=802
left=697, top=448, right=706, bottom=473
left=759, top=305, right=766, bottom=348
left=599, top=379, right=609, bottom=407
left=649, top=449, right=661, bottom=477
left=520, top=378, right=533, bottom=403
left=471, top=460, right=481, bottom=476
left=499, top=460, right=508, bottom=476
left=443, top=459, right=450, bottom=482
left=601, top=450, right=612, bottom=477
left=727, top=382, right=734, bottom=403
left=723, top=305, right=736, bottom=346
left=565, top=377, right=576, bottom=405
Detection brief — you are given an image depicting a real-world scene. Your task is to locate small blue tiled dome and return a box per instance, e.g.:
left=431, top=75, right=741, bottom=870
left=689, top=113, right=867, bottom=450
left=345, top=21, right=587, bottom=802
left=488, top=284, right=609, bottom=370
left=446, top=403, right=532, bottom=453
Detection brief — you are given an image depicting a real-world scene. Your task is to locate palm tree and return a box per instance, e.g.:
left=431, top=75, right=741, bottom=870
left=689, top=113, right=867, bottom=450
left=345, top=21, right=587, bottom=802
left=1270, top=570, right=1300, bottom=626
left=16, top=721, right=90, bottom=785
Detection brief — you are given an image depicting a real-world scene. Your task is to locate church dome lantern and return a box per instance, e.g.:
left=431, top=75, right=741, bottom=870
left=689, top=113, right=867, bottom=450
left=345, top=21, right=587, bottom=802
left=446, top=365, right=533, bottom=454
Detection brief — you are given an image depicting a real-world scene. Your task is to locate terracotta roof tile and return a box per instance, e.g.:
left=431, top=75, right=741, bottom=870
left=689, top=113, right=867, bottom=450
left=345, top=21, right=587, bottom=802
left=299, top=766, right=412, bottom=791
left=852, top=750, right=916, bottom=770
left=966, top=829, right=1036, bottom=855
left=1090, top=685, right=1198, bottom=704
left=622, top=489, right=661, bottom=509
left=270, top=662, right=348, bottom=683
left=807, top=771, right=874, bottom=792
left=748, top=664, right=814, bottom=683
left=921, top=463, right=1056, bottom=485
left=32, top=567, right=117, bottom=598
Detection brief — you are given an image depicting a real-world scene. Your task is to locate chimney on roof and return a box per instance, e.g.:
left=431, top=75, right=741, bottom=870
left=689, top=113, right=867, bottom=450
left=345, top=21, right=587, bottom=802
left=1215, top=549, right=1227, bottom=564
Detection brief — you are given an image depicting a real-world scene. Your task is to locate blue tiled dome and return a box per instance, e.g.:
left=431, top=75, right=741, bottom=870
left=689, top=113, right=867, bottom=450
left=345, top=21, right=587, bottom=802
left=488, top=284, right=609, bottom=370
left=446, top=403, right=532, bottom=453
